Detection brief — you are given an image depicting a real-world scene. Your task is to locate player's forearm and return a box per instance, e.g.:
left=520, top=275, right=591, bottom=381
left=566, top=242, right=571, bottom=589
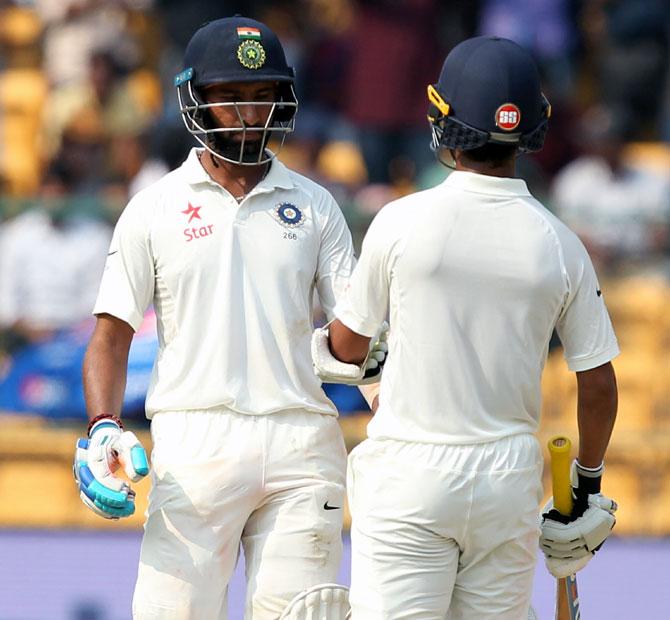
left=83, top=317, right=134, bottom=420
left=575, top=362, right=618, bottom=468
left=328, top=319, right=371, bottom=364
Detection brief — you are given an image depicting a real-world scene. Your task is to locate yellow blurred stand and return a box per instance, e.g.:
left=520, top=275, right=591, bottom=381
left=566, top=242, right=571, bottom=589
left=0, top=277, right=668, bottom=534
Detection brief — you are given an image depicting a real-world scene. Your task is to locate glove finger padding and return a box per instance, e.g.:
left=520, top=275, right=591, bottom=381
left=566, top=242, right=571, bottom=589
left=311, top=321, right=389, bottom=385
left=311, top=327, right=366, bottom=384
left=78, top=482, right=137, bottom=519
left=85, top=438, right=131, bottom=495
left=359, top=322, right=389, bottom=384
left=74, top=438, right=135, bottom=518
left=112, top=431, right=150, bottom=482
left=540, top=494, right=617, bottom=578
left=73, top=420, right=150, bottom=520
left=591, top=493, right=617, bottom=513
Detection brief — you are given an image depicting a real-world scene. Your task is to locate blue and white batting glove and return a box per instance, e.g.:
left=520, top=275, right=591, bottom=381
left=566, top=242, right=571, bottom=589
left=73, top=415, right=150, bottom=519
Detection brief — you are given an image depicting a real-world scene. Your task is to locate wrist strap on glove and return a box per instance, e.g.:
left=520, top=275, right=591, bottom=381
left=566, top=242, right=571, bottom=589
left=543, top=460, right=605, bottom=523
left=571, top=460, right=604, bottom=519
left=87, top=413, right=124, bottom=436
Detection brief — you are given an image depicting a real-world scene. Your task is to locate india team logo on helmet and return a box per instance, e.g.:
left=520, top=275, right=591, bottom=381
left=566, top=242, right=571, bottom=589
left=236, top=27, right=266, bottom=70
left=495, top=103, right=521, bottom=131
left=237, top=40, right=266, bottom=69
left=175, top=17, right=298, bottom=166
left=274, top=202, right=304, bottom=228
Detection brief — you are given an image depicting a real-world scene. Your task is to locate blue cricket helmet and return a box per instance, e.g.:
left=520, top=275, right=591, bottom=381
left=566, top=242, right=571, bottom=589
left=181, top=17, right=296, bottom=87
left=427, top=36, right=551, bottom=153
left=175, top=16, right=298, bottom=165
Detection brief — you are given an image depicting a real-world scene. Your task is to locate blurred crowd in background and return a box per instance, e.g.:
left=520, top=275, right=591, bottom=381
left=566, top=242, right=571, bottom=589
left=0, top=7, right=668, bottom=619
left=0, top=0, right=669, bottom=418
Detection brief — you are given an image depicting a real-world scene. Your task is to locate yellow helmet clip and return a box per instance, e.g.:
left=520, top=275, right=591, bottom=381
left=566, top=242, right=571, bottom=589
left=427, top=84, right=451, bottom=118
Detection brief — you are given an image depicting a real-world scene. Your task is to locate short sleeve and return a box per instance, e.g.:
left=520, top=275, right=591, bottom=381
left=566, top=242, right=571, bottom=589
left=315, top=194, right=356, bottom=320
left=555, top=233, right=619, bottom=371
left=93, top=197, right=155, bottom=331
left=334, top=209, right=394, bottom=337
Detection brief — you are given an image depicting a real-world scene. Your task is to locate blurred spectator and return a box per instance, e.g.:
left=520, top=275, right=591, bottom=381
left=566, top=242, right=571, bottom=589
left=551, top=104, right=670, bottom=273
left=475, top=0, right=583, bottom=188
left=43, top=47, right=154, bottom=159
left=155, top=0, right=247, bottom=52
left=283, top=0, right=357, bottom=146
left=0, top=5, right=48, bottom=195
left=108, top=130, right=168, bottom=197
left=0, top=163, right=111, bottom=352
left=36, top=0, right=141, bottom=87
left=580, top=0, right=670, bottom=138
left=478, top=0, right=578, bottom=100
left=53, top=115, right=108, bottom=195
left=338, top=0, right=447, bottom=184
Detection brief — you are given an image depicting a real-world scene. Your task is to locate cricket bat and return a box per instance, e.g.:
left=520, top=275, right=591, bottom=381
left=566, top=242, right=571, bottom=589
left=548, top=436, right=581, bottom=620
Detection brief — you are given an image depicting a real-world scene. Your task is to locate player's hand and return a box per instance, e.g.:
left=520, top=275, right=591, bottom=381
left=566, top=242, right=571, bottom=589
left=540, top=460, right=617, bottom=578
left=359, top=322, right=389, bottom=385
left=312, top=321, right=389, bottom=385
left=73, top=416, right=150, bottom=519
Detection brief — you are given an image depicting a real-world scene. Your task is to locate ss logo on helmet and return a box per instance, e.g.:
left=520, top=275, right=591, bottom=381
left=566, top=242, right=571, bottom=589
left=495, top=103, right=521, bottom=131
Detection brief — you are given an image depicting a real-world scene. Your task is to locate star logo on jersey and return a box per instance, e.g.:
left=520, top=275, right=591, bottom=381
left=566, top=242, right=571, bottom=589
left=181, top=202, right=214, bottom=242
left=182, top=203, right=202, bottom=223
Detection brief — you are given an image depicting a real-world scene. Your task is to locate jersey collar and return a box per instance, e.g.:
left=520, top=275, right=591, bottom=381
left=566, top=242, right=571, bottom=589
left=255, top=155, right=294, bottom=193
left=442, top=170, right=531, bottom=197
left=181, top=148, right=294, bottom=191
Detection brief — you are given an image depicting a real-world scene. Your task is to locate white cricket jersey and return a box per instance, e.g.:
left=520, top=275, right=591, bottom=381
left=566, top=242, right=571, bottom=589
left=336, top=171, right=619, bottom=444
left=94, top=148, right=355, bottom=417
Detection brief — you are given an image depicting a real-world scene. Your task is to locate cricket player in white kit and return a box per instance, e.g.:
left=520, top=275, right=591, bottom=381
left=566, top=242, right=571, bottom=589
left=312, top=37, right=619, bottom=619
left=72, top=17, right=380, bottom=619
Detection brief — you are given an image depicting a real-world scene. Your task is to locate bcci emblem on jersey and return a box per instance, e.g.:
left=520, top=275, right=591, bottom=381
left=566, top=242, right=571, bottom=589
left=274, top=202, right=304, bottom=228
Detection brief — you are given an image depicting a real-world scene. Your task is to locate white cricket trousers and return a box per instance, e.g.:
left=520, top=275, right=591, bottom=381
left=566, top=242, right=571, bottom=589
left=132, top=408, right=347, bottom=620
left=347, top=433, right=543, bottom=619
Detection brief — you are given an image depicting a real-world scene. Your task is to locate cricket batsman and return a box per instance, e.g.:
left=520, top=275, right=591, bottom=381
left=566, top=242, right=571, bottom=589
left=73, top=16, right=382, bottom=619
left=312, top=36, right=619, bottom=618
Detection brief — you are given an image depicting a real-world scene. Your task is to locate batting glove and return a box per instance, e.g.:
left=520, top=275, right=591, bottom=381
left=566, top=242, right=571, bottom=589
left=540, top=460, right=617, bottom=578
left=73, top=415, right=150, bottom=519
left=359, top=322, right=388, bottom=385
left=312, top=321, right=388, bottom=385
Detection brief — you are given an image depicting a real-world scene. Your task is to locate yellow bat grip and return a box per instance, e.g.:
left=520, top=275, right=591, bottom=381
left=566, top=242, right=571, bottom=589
left=548, top=435, right=573, bottom=516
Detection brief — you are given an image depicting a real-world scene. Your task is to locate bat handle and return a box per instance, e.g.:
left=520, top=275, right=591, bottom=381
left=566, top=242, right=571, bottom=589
left=548, top=436, right=581, bottom=620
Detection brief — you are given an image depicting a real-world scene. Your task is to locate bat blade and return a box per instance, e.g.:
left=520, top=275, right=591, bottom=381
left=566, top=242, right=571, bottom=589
left=548, top=436, right=581, bottom=620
